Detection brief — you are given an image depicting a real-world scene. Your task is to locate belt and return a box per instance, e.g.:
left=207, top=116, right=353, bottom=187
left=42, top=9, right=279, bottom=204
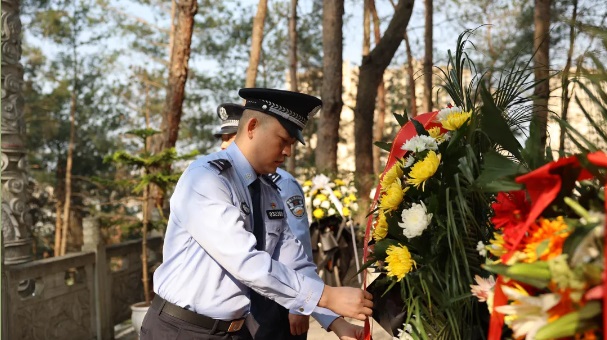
left=151, top=295, right=245, bottom=333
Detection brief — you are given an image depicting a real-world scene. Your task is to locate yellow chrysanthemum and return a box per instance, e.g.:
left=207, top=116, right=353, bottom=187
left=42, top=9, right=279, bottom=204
left=316, top=194, right=328, bottom=202
left=313, top=208, right=325, bottom=219
left=303, top=180, right=313, bottom=187
left=385, top=244, right=416, bottom=281
left=428, top=126, right=447, bottom=142
left=373, top=211, right=388, bottom=241
left=380, top=163, right=404, bottom=193
left=523, top=217, right=570, bottom=263
left=487, top=234, right=508, bottom=258
left=342, top=207, right=351, bottom=217
left=407, top=151, right=441, bottom=191
left=441, top=111, right=472, bottom=131
left=379, top=179, right=408, bottom=212
left=343, top=197, right=351, bottom=205
left=334, top=179, right=345, bottom=186
left=348, top=193, right=357, bottom=202
left=333, top=190, right=343, bottom=198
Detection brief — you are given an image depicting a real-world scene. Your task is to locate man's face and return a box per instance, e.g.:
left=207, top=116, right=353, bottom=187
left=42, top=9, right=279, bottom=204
left=220, top=133, right=236, bottom=150
left=249, top=117, right=296, bottom=174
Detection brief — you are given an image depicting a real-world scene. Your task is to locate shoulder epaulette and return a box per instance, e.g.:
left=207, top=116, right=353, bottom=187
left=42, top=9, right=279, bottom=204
left=208, top=159, right=232, bottom=173
left=262, top=174, right=281, bottom=191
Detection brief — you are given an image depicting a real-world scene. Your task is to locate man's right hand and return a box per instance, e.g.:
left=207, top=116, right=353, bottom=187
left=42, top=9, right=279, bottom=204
left=318, top=285, right=373, bottom=320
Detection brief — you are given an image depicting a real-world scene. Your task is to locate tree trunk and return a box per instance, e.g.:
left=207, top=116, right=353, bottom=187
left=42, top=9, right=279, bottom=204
left=61, top=35, right=78, bottom=256
left=354, top=0, right=414, bottom=223
left=404, top=31, right=417, bottom=117
left=315, top=0, right=344, bottom=174
left=159, top=0, right=198, bottom=151
left=370, top=0, right=387, bottom=174
left=245, top=0, right=269, bottom=88
left=423, top=0, right=433, bottom=112
left=559, top=0, right=577, bottom=154
left=363, top=0, right=371, bottom=56
left=151, top=0, right=197, bottom=209
left=286, top=0, right=298, bottom=174
left=533, top=0, right=551, bottom=151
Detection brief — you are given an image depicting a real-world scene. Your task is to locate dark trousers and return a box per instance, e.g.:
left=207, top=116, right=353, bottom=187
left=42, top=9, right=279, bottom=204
left=250, top=293, right=307, bottom=340
left=140, top=305, right=253, bottom=340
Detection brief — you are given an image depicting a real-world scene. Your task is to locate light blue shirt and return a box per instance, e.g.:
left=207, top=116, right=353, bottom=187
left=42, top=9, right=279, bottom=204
left=272, top=168, right=338, bottom=328
left=274, top=168, right=313, bottom=261
left=153, top=143, right=336, bottom=328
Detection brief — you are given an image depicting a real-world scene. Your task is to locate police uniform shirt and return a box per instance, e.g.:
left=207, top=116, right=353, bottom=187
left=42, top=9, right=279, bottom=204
left=153, top=142, right=324, bottom=322
left=273, top=168, right=313, bottom=261
left=270, top=168, right=339, bottom=329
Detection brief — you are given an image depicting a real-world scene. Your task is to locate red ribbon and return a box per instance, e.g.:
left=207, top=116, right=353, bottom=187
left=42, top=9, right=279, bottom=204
left=362, top=112, right=439, bottom=340
left=488, top=151, right=607, bottom=339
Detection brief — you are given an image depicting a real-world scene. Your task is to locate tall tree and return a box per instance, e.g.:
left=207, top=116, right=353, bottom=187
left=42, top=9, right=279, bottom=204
left=354, top=0, right=415, bottom=222
left=533, top=0, right=551, bottom=150
left=287, top=0, right=299, bottom=174
left=423, top=0, right=433, bottom=112
left=370, top=0, right=388, bottom=174
left=150, top=0, right=197, bottom=211
left=245, top=0, right=269, bottom=88
left=559, top=0, right=577, bottom=154
left=156, top=0, right=198, bottom=152
left=404, top=30, right=417, bottom=116
left=315, top=0, right=344, bottom=174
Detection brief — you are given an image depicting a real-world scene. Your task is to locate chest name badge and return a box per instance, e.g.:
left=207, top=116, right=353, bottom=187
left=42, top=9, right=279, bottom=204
left=241, top=202, right=251, bottom=215
left=286, top=195, right=305, bottom=218
left=266, top=209, right=284, bottom=219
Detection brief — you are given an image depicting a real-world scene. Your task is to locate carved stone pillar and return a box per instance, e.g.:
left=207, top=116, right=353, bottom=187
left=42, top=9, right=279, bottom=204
left=2, top=0, right=33, bottom=265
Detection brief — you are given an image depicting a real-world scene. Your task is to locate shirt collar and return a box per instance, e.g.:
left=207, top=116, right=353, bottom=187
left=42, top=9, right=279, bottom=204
left=226, top=142, right=259, bottom=187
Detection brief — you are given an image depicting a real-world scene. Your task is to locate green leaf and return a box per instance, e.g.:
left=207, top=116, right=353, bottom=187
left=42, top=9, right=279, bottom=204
left=393, top=111, right=409, bottom=127
left=479, top=84, right=524, bottom=161
left=374, top=141, right=392, bottom=152
left=411, top=118, right=430, bottom=136
left=372, top=238, right=401, bottom=259
left=475, top=150, right=525, bottom=188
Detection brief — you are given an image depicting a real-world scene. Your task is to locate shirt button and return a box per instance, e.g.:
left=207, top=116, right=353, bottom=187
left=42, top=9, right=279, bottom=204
left=298, top=307, right=304, bottom=312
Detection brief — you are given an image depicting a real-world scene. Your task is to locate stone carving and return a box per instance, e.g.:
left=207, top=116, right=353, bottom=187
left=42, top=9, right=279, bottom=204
left=14, top=287, right=92, bottom=339
left=2, top=0, right=33, bottom=265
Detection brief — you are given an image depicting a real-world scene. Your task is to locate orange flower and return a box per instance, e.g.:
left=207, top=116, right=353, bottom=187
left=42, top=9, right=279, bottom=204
left=523, top=217, right=570, bottom=263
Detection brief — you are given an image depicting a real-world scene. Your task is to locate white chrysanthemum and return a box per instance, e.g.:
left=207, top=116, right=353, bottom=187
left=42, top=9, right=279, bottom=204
left=394, top=323, right=414, bottom=340
left=398, top=202, right=433, bottom=238
left=328, top=208, right=336, bottom=216
left=321, top=200, right=331, bottom=209
left=311, top=174, right=331, bottom=190
left=435, top=106, right=464, bottom=122
left=341, top=186, right=348, bottom=194
left=477, top=241, right=487, bottom=257
left=312, top=198, right=321, bottom=207
left=403, top=155, right=415, bottom=168
left=401, top=135, right=438, bottom=153
left=351, top=203, right=359, bottom=211
left=302, top=185, right=310, bottom=193
left=442, top=132, right=452, bottom=142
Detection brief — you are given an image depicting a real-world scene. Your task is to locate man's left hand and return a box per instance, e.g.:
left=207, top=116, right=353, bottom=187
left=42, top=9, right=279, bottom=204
left=288, top=313, right=310, bottom=335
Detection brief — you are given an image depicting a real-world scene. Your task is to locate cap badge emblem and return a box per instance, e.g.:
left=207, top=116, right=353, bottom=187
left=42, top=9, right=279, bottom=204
left=219, top=107, right=229, bottom=120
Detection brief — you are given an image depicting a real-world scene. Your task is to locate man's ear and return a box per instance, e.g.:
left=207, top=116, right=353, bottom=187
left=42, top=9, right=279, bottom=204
left=246, top=117, right=259, bottom=139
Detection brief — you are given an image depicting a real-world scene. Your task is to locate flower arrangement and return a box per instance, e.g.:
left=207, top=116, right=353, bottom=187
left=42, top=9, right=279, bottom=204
left=474, top=153, right=607, bottom=340
left=302, top=174, right=358, bottom=221
left=363, top=30, right=545, bottom=339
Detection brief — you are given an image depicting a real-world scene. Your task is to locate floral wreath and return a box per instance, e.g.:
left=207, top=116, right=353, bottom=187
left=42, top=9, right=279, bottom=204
left=302, top=174, right=358, bottom=222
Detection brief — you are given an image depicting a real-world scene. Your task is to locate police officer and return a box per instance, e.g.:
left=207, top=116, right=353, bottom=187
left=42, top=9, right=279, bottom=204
left=142, top=88, right=372, bottom=340
left=215, top=103, right=324, bottom=339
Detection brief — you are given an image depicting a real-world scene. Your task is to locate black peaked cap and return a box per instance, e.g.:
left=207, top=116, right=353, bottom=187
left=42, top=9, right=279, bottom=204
left=238, top=88, right=321, bottom=144
left=214, top=103, right=245, bottom=138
